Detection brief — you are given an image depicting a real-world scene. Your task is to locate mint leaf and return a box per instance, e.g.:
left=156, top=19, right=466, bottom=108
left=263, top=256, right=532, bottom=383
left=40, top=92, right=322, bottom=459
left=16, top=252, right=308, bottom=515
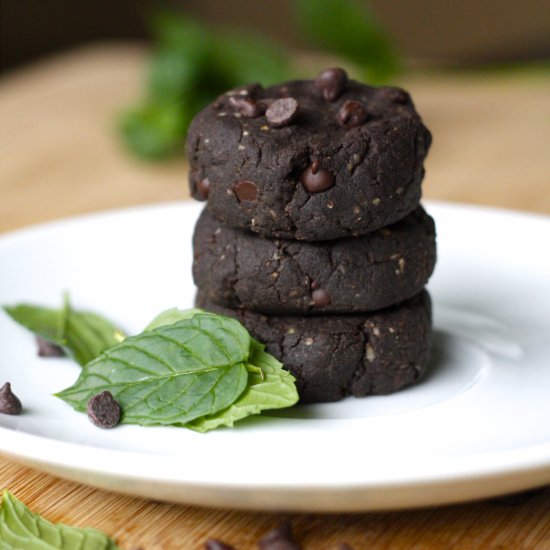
left=295, top=0, right=400, bottom=83
left=56, top=313, right=250, bottom=426
left=120, top=11, right=292, bottom=160
left=210, top=30, right=289, bottom=87
left=145, top=307, right=203, bottom=331
left=144, top=308, right=299, bottom=431
left=120, top=100, right=188, bottom=160
left=187, top=339, right=299, bottom=433
left=0, top=490, right=119, bottom=549
left=2, top=304, right=64, bottom=346
left=3, top=298, right=125, bottom=366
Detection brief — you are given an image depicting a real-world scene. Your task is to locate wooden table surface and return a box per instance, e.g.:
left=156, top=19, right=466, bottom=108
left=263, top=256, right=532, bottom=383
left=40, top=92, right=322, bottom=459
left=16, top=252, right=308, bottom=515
left=1, top=45, right=549, bottom=549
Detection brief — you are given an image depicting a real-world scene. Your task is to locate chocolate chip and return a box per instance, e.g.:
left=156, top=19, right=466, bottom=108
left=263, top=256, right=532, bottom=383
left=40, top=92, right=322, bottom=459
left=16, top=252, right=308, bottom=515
left=300, top=161, right=335, bottom=193
left=258, top=521, right=301, bottom=550
left=385, top=87, right=410, bottom=104
left=312, top=288, right=332, bottom=307
left=259, top=542, right=300, bottom=550
left=87, top=391, right=121, bottom=429
left=266, top=98, right=298, bottom=128
left=337, top=100, right=368, bottom=129
left=0, top=383, right=22, bottom=415
left=229, top=96, right=265, bottom=118
left=315, top=68, right=348, bottom=102
left=205, top=539, right=236, bottom=550
left=36, top=336, right=65, bottom=357
left=197, top=177, right=211, bottom=201
left=234, top=180, right=258, bottom=202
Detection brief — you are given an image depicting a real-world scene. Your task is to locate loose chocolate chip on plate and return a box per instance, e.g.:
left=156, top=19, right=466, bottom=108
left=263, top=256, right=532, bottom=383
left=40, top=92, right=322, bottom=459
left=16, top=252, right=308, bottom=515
left=229, top=96, right=265, bottom=118
left=312, top=288, right=332, bottom=307
left=197, top=177, right=211, bottom=201
left=338, top=100, right=368, bottom=129
left=0, top=383, right=23, bottom=415
left=266, top=98, right=298, bottom=128
left=234, top=180, right=259, bottom=202
left=315, top=68, right=348, bottom=102
left=36, top=336, right=65, bottom=357
left=205, top=539, right=236, bottom=550
left=300, top=160, right=335, bottom=193
left=87, top=391, right=121, bottom=429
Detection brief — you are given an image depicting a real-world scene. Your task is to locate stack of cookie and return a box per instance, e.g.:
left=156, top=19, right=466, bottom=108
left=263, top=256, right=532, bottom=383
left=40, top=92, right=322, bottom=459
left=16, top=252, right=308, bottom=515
left=187, top=68, right=436, bottom=403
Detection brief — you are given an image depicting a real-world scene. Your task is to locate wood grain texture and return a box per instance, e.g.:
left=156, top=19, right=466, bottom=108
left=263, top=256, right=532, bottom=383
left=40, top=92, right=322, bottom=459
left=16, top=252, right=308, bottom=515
left=1, top=44, right=550, bottom=549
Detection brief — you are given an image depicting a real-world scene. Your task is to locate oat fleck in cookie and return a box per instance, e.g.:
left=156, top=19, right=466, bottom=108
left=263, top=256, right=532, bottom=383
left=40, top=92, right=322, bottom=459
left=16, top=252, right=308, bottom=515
left=186, top=68, right=431, bottom=241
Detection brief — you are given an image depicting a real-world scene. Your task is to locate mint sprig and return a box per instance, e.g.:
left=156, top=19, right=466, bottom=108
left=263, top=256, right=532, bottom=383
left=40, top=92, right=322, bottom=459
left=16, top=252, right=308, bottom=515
left=0, top=491, right=119, bottom=549
left=56, top=313, right=251, bottom=426
left=3, top=299, right=299, bottom=431
left=3, top=296, right=125, bottom=367
left=147, top=310, right=299, bottom=432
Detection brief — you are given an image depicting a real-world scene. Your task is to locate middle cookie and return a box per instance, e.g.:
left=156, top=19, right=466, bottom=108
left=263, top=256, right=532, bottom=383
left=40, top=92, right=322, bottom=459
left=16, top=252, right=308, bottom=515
left=193, top=205, right=436, bottom=315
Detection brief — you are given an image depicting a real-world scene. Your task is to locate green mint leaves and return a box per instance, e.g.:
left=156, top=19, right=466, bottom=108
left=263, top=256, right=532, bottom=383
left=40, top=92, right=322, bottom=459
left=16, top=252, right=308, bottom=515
left=187, top=339, right=298, bottom=433
left=295, top=0, right=400, bottom=83
left=3, top=299, right=299, bottom=432
left=56, top=313, right=251, bottom=426
left=144, top=310, right=299, bottom=432
left=120, top=12, right=289, bottom=159
left=3, top=296, right=125, bottom=367
left=0, top=491, right=119, bottom=549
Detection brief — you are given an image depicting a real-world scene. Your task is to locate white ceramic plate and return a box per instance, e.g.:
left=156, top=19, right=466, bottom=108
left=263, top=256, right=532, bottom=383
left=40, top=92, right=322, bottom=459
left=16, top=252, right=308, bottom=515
left=1, top=201, right=549, bottom=512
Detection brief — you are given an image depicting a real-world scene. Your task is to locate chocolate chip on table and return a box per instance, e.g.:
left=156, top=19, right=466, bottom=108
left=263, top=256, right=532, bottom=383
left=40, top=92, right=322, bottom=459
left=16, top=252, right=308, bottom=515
left=36, top=336, right=65, bottom=357
left=266, top=98, right=298, bottom=128
left=300, top=160, right=335, bottom=193
left=337, top=100, right=368, bottom=129
left=234, top=180, right=258, bottom=202
left=315, top=67, right=348, bottom=102
left=87, top=391, right=121, bottom=429
left=312, top=288, right=332, bottom=307
left=229, top=96, right=265, bottom=118
left=205, top=539, right=236, bottom=550
left=258, top=521, right=301, bottom=550
left=197, top=177, right=211, bottom=201
left=0, top=382, right=23, bottom=415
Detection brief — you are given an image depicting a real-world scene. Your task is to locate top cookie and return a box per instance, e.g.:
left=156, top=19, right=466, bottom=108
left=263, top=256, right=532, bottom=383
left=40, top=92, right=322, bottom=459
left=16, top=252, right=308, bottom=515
left=186, top=68, right=431, bottom=241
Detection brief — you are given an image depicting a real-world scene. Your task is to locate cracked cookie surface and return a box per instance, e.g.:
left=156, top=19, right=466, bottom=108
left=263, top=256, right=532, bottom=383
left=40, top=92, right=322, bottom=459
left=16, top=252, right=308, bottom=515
left=186, top=75, right=431, bottom=241
left=193, top=206, right=436, bottom=314
left=196, top=290, right=432, bottom=404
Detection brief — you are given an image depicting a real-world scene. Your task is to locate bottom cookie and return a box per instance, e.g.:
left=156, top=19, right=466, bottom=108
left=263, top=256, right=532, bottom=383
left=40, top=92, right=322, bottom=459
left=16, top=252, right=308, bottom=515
left=196, top=290, right=432, bottom=404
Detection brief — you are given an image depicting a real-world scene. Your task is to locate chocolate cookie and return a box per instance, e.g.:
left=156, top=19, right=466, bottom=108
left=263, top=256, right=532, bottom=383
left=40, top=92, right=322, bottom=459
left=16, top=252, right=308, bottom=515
left=196, top=291, right=432, bottom=404
left=186, top=69, right=431, bottom=241
left=193, top=206, right=436, bottom=314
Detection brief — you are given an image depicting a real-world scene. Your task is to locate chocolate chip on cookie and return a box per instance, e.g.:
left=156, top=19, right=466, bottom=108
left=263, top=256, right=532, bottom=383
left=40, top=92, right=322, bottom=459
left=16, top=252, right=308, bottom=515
left=315, top=67, right=348, bottom=101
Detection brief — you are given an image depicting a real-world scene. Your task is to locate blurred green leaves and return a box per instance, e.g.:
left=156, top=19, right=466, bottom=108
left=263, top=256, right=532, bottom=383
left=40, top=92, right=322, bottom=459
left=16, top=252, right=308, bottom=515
left=120, top=2, right=400, bottom=160
left=295, top=0, right=400, bottom=83
left=120, top=12, right=290, bottom=159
